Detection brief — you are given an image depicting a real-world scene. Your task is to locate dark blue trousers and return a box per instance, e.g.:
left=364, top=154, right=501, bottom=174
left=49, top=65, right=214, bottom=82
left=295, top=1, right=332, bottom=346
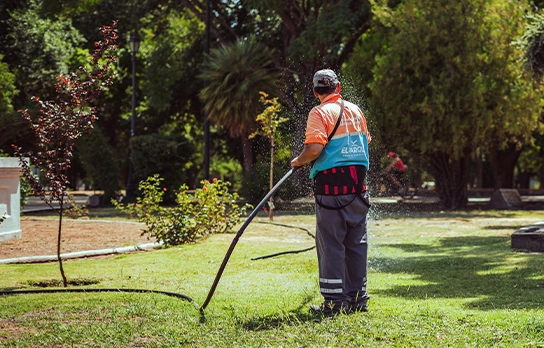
left=314, top=191, right=370, bottom=307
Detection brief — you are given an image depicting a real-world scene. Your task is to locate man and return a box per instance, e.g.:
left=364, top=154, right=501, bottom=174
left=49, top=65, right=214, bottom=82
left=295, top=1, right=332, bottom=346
left=291, top=69, right=372, bottom=316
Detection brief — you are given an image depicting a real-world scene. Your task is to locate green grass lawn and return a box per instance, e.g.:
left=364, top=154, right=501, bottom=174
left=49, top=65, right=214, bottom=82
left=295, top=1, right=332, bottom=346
left=1, top=209, right=544, bottom=347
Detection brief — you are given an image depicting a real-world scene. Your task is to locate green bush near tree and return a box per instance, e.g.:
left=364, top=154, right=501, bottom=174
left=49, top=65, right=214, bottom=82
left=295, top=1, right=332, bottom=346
left=113, top=174, right=251, bottom=246
left=130, top=134, right=194, bottom=202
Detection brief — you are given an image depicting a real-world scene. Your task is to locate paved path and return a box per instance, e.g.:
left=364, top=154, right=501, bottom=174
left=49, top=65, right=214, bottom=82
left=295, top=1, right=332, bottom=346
left=22, top=190, right=544, bottom=214
left=23, top=192, right=96, bottom=213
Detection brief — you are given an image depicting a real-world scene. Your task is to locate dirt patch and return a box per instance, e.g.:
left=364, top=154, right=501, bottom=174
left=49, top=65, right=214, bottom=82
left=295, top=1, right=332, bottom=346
left=0, top=218, right=151, bottom=259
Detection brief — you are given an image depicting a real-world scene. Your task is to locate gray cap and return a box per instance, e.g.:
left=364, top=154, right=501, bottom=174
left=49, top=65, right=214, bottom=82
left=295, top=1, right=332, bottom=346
left=313, top=69, right=339, bottom=88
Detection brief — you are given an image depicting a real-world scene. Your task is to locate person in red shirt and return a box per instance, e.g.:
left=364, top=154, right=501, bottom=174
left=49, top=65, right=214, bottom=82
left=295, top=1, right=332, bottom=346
left=382, top=152, right=407, bottom=194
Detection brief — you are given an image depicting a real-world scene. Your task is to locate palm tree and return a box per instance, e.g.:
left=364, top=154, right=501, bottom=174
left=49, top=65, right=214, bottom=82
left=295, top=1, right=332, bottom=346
left=199, top=37, right=280, bottom=174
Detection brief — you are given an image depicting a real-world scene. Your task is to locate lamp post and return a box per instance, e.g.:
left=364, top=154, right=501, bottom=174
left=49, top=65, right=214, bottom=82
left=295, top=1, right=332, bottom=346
left=126, top=32, right=140, bottom=200
left=203, top=0, right=211, bottom=179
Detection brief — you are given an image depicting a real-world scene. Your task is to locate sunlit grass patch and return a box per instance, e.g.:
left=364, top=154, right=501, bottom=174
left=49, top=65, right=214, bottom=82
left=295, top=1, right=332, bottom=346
left=1, top=210, right=543, bottom=346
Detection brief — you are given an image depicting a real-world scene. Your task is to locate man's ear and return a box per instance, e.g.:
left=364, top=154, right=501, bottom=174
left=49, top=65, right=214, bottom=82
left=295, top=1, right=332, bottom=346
left=336, top=84, right=341, bottom=93
left=313, top=90, right=319, bottom=98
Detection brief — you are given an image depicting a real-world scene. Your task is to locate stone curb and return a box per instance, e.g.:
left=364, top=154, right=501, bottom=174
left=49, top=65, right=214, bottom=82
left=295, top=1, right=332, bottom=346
left=0, top=242, right=162, bottom=264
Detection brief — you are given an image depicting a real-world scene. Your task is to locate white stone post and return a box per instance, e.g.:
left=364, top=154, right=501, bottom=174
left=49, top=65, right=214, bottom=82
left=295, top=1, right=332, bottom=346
left=0, top=158, right=26, bottom=242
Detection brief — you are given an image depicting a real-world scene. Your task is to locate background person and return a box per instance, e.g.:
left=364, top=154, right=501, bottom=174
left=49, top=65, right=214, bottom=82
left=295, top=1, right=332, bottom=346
left=382, top=151, right=407, bottom=194
left=291, top=69, right=372, bottom=316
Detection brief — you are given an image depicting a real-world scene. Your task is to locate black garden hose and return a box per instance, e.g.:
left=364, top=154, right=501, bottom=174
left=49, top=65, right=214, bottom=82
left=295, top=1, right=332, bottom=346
left=198, top=167, right=299, bottom=312
left=251, top=222, right=315, bottom=260
left=0, top=167, right=302, bottom=313
left=0, top=288, right=200, bottom=309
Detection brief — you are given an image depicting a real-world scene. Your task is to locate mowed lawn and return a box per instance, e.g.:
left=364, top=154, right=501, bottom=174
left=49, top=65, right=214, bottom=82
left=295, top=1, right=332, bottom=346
left=1, top=208, right=543, bottom=347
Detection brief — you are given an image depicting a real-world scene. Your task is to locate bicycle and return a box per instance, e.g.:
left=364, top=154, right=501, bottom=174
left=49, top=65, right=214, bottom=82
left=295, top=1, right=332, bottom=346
left=369, top=173, right=417, bottom=200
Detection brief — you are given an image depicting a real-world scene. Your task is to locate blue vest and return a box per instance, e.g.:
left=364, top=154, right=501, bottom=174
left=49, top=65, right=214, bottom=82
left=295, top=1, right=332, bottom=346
left=310, top=132, right=370, bottom=179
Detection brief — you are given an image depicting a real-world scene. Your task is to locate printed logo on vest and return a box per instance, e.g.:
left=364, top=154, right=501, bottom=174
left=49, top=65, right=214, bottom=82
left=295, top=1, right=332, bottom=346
left=341, top=138, right=365, bottom=156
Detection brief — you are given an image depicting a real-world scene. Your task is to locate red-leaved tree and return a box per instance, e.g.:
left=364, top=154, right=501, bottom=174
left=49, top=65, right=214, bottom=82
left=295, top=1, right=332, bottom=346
left=13, top=22, right=118, bottom=287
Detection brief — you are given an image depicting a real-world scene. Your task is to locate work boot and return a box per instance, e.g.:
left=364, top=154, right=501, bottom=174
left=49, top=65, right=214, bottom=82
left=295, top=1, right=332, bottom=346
left=309, top=301, right=349, bottom=317
left=349, top=300, right=369, bottom=313
left=349, top=294, right=370, bottom=313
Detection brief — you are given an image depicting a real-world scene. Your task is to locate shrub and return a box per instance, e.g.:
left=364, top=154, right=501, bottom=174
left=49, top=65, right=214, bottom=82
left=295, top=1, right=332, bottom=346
left=19, top=175, right=31, bottom=209
left=130, top=134, right=194, bottom=202
left=113, top=174, right=252, bottom=246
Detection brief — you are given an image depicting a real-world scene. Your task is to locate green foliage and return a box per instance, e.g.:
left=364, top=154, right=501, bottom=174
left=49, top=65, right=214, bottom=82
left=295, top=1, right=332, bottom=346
left=0, top=54, right=16, bottom=115
left=369, top=0, right=542, bottom=207
left=129, top=134, right=194, bottom=200
left=249, top=92, right=288, bottom=140
left=141, top=9, right=204, bottom=111
left=76, top=126, right=120, bottom=205
left=372, top=0, right=541, bottom=157
left=516, top=12, right=544, bottom=82
left=517, top=132, right=544, bottom=175
left=199, top=36, right=280, bottom=138
left=113, top=174, right=251, bottom=246
left=8, top=1, right=88, bottom=102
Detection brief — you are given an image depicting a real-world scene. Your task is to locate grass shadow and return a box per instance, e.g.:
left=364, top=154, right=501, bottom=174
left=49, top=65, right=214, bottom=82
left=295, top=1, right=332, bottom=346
left=242, top=311, right=326, bottom=331
left=372, top=235, right=544, bottom=310
left=238, top=291, right=330, bottom=330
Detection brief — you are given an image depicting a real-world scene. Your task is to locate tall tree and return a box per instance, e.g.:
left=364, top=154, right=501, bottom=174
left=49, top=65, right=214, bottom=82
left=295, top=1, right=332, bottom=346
left=199, top=37, right=280, bottom=174
left=371, top=0, right=541, bottom=209
left=517, top=11, right=544, bottom=188
left=183, top=0, right=373, bottom=191
left=476, top=1, right=541, bottom=189
left=1, top=1, right=89, bottom=155
left=14, top=23, right=118, bottom=286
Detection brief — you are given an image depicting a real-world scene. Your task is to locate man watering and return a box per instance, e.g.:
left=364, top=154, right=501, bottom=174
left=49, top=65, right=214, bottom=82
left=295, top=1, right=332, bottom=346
left=291, top=69, right=372, bottom=316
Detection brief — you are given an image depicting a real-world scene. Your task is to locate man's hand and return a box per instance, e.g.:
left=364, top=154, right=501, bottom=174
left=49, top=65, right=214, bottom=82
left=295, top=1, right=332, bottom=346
left=291, top=157, right=306, bottom=169
left=291, top=143, right=324, bottom=168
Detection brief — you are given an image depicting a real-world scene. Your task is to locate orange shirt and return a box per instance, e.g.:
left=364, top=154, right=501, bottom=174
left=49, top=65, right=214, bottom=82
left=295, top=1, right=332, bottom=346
left=304, top=93, right=371, bottom=146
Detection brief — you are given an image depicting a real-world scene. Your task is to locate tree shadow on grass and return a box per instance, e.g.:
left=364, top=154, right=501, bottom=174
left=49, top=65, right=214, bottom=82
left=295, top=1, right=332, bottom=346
left=241, top=311, right=326, bottom=331
left=240, top=292, right=329, bottom=330
left=371, top=235, right=544, bottom=310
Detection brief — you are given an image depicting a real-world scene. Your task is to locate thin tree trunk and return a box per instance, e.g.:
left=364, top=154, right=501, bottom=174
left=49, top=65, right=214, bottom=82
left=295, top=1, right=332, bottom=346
left=241, top=136, right=254, bottom=174
left=269, top=137, right=275, bottom=221
left=58, top=193, right=68, bottom=287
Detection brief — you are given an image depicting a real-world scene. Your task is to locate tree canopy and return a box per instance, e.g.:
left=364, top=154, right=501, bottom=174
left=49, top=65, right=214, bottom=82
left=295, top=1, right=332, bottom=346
left=1, top=0, right=543, bottom=203
left=370, top=0, right=542, bottom=208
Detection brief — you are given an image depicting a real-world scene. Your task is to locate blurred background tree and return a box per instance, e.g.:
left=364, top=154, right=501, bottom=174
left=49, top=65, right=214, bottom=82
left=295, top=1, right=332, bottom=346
left=1, top=0, right=544, bottom=210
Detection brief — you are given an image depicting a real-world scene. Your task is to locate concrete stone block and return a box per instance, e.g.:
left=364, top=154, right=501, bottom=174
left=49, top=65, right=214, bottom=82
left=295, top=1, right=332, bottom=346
left=0, top=158, right=25, bottom=242
left=511, top=222, right=544, bottom=251
left=488, top=189, right=524, bottom=210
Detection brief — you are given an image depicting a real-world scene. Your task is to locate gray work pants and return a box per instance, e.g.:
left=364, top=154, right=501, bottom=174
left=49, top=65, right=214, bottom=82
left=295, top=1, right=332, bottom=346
left=314, top=191, right=370, bottom=306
